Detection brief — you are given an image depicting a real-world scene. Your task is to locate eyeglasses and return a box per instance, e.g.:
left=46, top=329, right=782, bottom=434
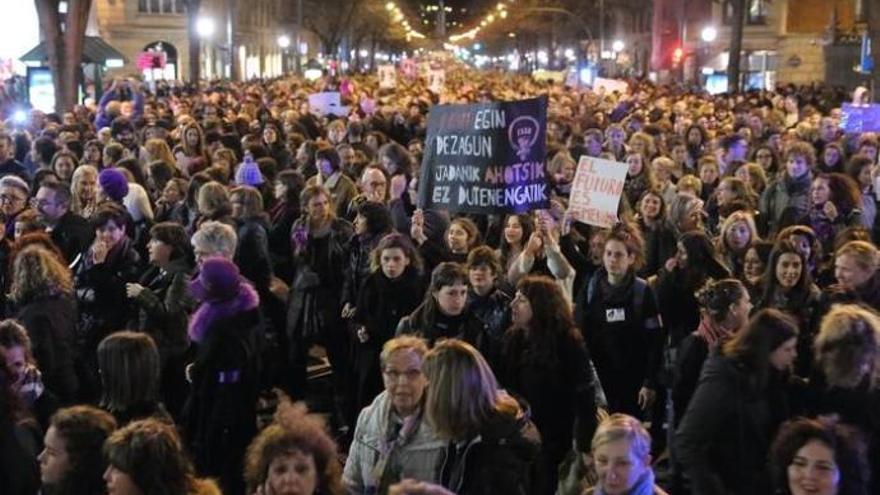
left=383, top=368, right=422, bottom=382
left=0, top=194, right=26, bottom=204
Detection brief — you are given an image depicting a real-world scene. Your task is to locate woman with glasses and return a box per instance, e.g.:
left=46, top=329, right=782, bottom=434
left=0, top=175, right=30, bottom=239
left=344, top=336, right=444, bottom=494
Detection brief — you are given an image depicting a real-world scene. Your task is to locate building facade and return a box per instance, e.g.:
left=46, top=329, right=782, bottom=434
left=93, top=0, right=287, bottom=80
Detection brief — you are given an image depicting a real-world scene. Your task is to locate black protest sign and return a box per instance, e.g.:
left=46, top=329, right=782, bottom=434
left=417, top=96, right=549, bottom=215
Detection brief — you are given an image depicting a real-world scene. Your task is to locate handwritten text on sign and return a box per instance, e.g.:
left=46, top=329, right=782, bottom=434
left=418, top=96, right=549, bottom=215
left=568, top=156, right=628, bottom=228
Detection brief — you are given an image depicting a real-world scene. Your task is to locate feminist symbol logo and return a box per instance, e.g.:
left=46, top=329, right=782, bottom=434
left=508, top=115, right=540, bottom=161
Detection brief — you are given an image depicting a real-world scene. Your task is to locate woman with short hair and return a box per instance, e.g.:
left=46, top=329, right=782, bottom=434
left=104, top=418, right=220, bottom=495
left=344, top=336, right=444, bottom=494
left=585, top=414, right=669, bottom=495
left=38, top=405, right=117, bottom=495
left=97, top=331, right=170, bottom=425
left=246, top=399, right=345, bottom=495
left=422, top=338, right=541, bottom=495
left=770, top=416, right=869, bottom=495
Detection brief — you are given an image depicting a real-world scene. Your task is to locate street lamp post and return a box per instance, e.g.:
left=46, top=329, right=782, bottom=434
left=699, top=26, right=717, bottom=88
left=278, top=35, right=291, bottom=74
left=196, top=17, right=215, bottom=79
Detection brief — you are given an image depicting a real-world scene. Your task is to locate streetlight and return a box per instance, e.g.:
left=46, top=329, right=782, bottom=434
left=701, top=26, right=718, bottom=43
left=278, top=35, right=291, bottom=74
left=278, top=35, right=291, bottom=48
left=612, top=40, right=624, bottom=53
left=196, top=17, right=215, bottom=38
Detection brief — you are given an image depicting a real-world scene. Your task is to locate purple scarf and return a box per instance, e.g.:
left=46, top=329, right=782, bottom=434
left=188, top=281, right=259, bottom=343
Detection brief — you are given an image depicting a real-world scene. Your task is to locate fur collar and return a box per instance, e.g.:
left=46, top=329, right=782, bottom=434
left=188, top=281, right=259, bottom=343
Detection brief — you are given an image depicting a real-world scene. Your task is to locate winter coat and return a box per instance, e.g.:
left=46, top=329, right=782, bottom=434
left=466, top=287, right=512, bottom=370
left=50, top=211, right=94, bottom=264
left=307, top=171, right=359, bottom=219
left=352, top=266, right=424, bottom=409
left=655, top=264, right=731, bottom=348
left=130, top=257, right=195, bottom=360
left=759, top=173, right=811, bottom=236
left=637, top=219, right=677, bottom=278
left=343, top=391, right=445, bottom=494
left=182, top=283, right=262, bottom=495
left=0, top=420, right=40, bottom=495
left=500, top=327, right=599, bottom=455
left=342, top=232, right=389, bottom=307
left=396, top=304, right=488, bottom=352
left=15, top=294, right=79, bottom=403
left=235, top=217, right=274, bottom=294
left=286, top=218, right=353, bottom=348
left=437, top=407, right=541, bottom=495
left=73, top=237, right=142, bottom=347
left=675, top=351, right=793, bottom=495
left=574, top=270, right=663, bottom=416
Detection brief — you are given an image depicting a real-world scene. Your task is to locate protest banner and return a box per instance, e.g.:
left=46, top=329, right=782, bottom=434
left=593, top=77, right=629, bottom=94
left=308, top=92, right=349, bottom=117
left=841, top=103, right=880, bottom=133
left=428, top=68, right=445, bottom=94
left=378, top=64, right=397, bottom=89
left=567, top=156, right=628, bottom=228
left=417, top=96, right=549, bottom=215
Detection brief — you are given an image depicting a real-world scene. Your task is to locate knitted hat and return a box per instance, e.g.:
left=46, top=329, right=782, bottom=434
left=188, top=256, right=242, bottom=303
left=235, top=155, right=264, bottom=186
left=98, top=168, right=129, bottom=202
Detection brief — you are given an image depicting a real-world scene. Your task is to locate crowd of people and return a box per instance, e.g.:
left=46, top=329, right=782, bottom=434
left=0, top=67, right=878, bottom=495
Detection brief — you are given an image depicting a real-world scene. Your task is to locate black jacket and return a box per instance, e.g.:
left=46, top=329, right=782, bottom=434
left=438, top=409, right=541, bottom=495
left=354, top=266, right=425, bottom=347
left=235, top=217, right=273, bottom=294
left=466, top=288, right=512, bottom=370
left=675, top=352, right=792, bottom=495
left=183, top=306, right=262, bottom=495
left=16, top=294, right=79, bottom=403
left=575, top=270, right=663, bottom=416
left=500, top=328, right=598, bottom=453
left=342, top=232, right=388, bottom=307
left=130, top=257, right=195, bottom=360
left=50, top=211, right=94, bottom=264
left=396, top=304, right=488, bottom=351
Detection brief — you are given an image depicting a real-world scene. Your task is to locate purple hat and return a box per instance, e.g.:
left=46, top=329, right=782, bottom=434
left=188, top=256, right=242, bottom=302
left=98, top=168, right=129, bottom=202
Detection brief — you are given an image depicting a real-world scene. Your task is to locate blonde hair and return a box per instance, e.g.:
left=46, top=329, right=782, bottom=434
left=422, top=339, right=519, bottom=441
left=10, top=245, right=74, bottom=303
left=144, top=138, right=176, bottom=166
left=197, top=181, right=231, bottom=217
left=71, top=164, right=98, bottom=217
left=677, top=174, right=702, bottom=197
left=380, top=335, right=429, bottom=368
left=591, top=413, right=651, bottom=460
left=815, top=304, right=880, bottom=390
left=718, top=210, right=759, bottom=256
left=835, top=241, right=879, bottom=272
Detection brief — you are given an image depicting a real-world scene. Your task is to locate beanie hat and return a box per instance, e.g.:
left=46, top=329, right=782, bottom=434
left=98, top=168, right=129, bottom=202
left=235, top=154, right=264, bottom=186
left=188, top=256, right=242, bottom=303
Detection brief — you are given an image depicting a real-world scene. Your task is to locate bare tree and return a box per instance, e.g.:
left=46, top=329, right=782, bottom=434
left=304, top=0, right=368, bottom=58
left=34, top=0, right=92, bottom=113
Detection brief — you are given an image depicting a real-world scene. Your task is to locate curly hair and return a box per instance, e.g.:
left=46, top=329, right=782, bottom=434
left=815, top=304, right=880, bottom=390
left=771, top=416, right=869, bottom=495
left=244, top=399, right=344, bottom=495
left=47, top=405, right=117, bottom=495
left=104, top=418, right=205, bottom=495
left=9, top=244, right=73, bottom=304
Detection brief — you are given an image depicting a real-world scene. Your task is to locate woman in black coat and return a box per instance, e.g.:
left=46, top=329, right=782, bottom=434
left=423, top=339, right=541, bottom=495
left=675, top=308, right=800, bottom=495
left=286, top=185, right=353, bottom=406
left=575, top=223, right=663, bottom=418
left=182, top=256, right=262, bottom=495
left=673, top=278, right=751, bottom=425
left=9, top=245, right=79, bottom=404
left=125, top=222, right=195, bottom=418
left=230, top=185, right=274, bottom=295
left=341, top=201, right=394, bottom=321
left=72, top=202, right=142, bottom=401
left=501, top=275, right=599, bottom=495
left=351, top=233, right=424, bottom=414
left=654, top=231, right=731, bottom=347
